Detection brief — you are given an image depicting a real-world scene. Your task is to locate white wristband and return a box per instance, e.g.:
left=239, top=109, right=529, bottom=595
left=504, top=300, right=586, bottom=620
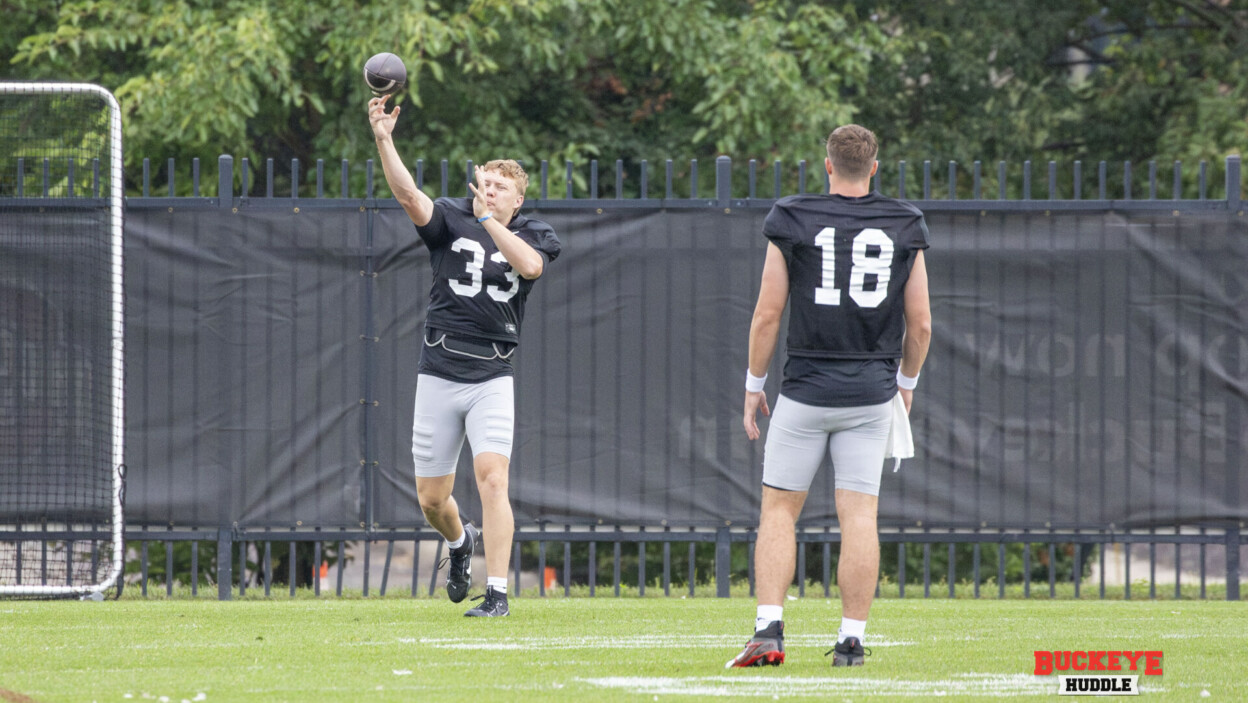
left=745, top=370, right=767, bottom=393
left=896, top=369, right=919, bottom=390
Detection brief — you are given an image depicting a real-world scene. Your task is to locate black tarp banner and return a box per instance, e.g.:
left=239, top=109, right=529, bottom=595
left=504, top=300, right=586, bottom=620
left=118, top=207, right=1247, bottom=529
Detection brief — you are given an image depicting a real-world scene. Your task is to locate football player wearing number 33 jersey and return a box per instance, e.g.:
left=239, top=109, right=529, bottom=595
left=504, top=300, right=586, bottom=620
left=369, top=94, right=561, bottom=618
left=728, top=125, right=931, bottom=668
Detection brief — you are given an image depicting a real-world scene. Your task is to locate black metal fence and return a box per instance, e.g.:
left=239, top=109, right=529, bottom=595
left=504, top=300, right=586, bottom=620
left=122, top=523, right=1241, bottom=602
left=6, top=153, right=1246, bottom=599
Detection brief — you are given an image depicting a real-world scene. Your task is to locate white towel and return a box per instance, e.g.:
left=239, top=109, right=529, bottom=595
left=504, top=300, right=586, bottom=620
left=883, top=392, right=913, bottom=472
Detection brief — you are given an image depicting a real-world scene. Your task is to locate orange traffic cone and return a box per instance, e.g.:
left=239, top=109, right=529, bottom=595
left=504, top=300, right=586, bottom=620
left=544, top=566, right=557, bottom=589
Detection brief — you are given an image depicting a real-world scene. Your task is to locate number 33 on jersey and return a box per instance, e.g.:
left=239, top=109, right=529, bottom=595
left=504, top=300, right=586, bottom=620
left=416, top=197, right=562, bottom=344
left=764, top=192, right=929, bottom=359
left=449, top=237, right=521, bottom=302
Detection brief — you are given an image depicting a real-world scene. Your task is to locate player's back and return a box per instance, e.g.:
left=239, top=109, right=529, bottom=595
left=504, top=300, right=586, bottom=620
left=763, top=192, right=928, bottom=360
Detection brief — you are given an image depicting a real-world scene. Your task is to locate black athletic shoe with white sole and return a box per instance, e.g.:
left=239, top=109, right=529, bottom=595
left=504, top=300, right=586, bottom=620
left=464, top=585, right=509, bottom=617
left=725, top=621, right=785, bottom=668
left=827, top=636, right=870, bottom=667
left=442, top=523, right=477, bottom=603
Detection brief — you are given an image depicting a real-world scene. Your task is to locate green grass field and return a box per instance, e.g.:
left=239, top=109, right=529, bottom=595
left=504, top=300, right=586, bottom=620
left=2, top=594, right=1244, bottom=702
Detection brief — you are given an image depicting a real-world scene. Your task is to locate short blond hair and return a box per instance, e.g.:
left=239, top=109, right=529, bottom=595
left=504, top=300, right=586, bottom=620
left=825, top=125, right=878, bottom=181
left=483, top=159, right=529, bottom=195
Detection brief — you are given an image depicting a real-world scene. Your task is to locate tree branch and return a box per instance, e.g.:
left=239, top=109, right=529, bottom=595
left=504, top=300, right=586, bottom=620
left=1076, top=21, right=1207, bottom=44
left=1190, top=0, right=1247, bottom=30
left=1168, top=0, right=1233, bottom=32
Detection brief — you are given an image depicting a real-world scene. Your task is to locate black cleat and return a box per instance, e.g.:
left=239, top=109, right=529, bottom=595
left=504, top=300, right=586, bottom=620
left=827, top=636, right=870, bottom=667
left=441, top=523, right=477, bottom=603
left=464, top=585, right=509, bottom=617
left=725, top=621, right=785, bottom=668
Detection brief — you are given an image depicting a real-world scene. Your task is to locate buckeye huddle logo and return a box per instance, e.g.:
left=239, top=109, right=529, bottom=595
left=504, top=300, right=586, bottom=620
left=1034, top=650, right=1163, bottom=696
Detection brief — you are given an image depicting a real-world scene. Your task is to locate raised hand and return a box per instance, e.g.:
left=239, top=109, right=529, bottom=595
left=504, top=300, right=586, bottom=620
left=368, top=95, right=400, bottom=140
left=466, top=165, right=490, bottom=219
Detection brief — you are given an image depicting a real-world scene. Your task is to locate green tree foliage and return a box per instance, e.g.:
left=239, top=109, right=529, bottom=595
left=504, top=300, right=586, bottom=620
left=7, top=1, right=1244, bottom=197
left=6, top=0, right=887, bottom=195
left=852, top=0, right=1247, bottom=197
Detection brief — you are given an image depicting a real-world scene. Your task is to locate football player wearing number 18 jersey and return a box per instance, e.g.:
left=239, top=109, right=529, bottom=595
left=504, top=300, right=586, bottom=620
left=369, top=95, right=561, bottom=617
left=728, top=125, right=931, bottom=667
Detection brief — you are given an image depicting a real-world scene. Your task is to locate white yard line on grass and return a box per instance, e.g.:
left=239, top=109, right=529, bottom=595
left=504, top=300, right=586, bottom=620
left=404, top=634, right=913, bottom=650
left=579, top=673, right=1070, bottom=698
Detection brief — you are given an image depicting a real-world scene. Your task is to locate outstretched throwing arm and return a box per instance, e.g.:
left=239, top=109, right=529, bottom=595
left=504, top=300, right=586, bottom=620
left=369, top=95, right=434, bottom=226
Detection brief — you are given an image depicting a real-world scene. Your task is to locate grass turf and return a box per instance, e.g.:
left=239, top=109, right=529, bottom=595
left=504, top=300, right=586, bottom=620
left=1, top=595, right=1244, bottom=702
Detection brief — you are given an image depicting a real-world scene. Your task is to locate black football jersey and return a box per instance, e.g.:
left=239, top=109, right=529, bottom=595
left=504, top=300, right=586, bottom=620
left=416, top=197, right=561, bottom=345
left=764, top=191, right=928, bottom=360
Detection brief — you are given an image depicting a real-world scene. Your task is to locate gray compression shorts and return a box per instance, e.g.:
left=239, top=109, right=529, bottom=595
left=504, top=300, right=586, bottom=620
left=762, top=395, right=892, bottom=495
left=411, top=374, right=514, bottom=478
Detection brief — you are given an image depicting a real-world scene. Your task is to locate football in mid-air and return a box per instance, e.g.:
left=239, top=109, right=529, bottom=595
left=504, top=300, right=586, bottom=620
left=363, top=52, right=407, bottom=97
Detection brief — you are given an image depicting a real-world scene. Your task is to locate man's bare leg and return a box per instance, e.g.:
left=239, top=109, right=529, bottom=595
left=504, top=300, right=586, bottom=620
left=415, top=474, right=463, bottom=542
left=834, top=488, right=879, bottom=621
left=755, top=486, right=808, bottom=606
left=473, top=451, right=513, bottom=581
left=727, top=486, right=807, bottom=667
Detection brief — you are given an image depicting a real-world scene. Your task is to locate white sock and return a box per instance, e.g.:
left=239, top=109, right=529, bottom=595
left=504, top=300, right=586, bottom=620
left=487, top=577, right=508, bottom=594
left=756, top=604, right=783, bottom=632
left=446, top=528, right=466, bottom=550
left=838, top=617, right=867, bottom=644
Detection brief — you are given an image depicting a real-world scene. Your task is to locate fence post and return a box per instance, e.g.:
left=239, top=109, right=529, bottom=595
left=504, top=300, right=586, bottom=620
left=1227, top=525, right=1240, bottom=601
left=363, top=204, right=377, bottom=533
left=1227, top=155, right=1241, bottom=212
left=716, top=156, right=731, bottom=208
left=715, top=527, right=731, bottom=597
left=218, top=155, right=233, bottom=211
left=217, top=527, right=233, bottom=601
